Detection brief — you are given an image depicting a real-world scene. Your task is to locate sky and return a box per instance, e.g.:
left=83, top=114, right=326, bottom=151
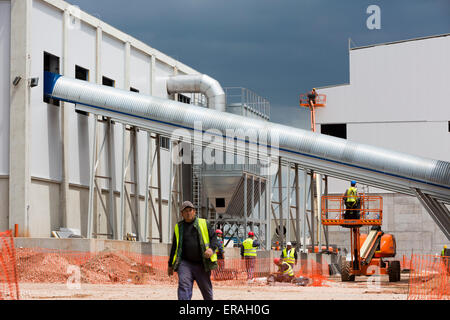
left=66, top=0, right=450, bottom=129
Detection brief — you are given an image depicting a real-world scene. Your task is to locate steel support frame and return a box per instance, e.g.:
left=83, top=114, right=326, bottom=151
left=87, top=116, right=116, bottom=239
left=87, top=118, right=166, bottom=242
left=414, top=188, right=450, bottom=240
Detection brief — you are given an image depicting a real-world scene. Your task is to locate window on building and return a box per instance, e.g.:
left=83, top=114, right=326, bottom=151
left=215, top=198, right=226, bottom=208
left=102, top=76, right=115, bottom=87
left=321, top=123, right=347, bottom=139
left=75, top=65, right=89, bottom=116
left=130, top=87, right=139, bottom=93
left=178, top=94, right=191, bottom=104
left=43, top=52, right=60, bottom=106
left=160, top=136, right=170, bottom=150
left=448, top=121, right=450, bottom=132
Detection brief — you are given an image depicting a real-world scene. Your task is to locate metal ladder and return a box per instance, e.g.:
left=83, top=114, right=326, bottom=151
left=192, top=164, right=202, bottom=213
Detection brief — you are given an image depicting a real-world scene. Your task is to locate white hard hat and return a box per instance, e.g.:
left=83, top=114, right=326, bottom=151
left=286, top=242, right=292, bottom=246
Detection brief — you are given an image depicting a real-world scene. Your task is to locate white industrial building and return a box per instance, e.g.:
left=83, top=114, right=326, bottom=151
left=316, top=34, right=450, bottom=256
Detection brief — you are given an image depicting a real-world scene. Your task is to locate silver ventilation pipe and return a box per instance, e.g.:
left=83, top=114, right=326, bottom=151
left=166, top=74, right=226, bottom=112
left=44, top=73, right=450, bottom=203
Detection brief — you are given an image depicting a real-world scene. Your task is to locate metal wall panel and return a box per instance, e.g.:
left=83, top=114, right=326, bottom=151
left=0, top=0, right=10, bottom=175
left=30, top=0, right=63, bottom=181
left=66, top=21, right=96, bottom=186
left=130, top=48, right=151, bottom=94
left=318, top=35, right=450, bottom=124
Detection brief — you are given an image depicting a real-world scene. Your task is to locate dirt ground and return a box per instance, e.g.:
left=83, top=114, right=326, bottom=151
left=17, top=273, right=409, bottom=300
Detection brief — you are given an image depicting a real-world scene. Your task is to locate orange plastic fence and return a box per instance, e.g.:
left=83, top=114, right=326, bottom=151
left=0, top=230, right=20, bottom=300
left=14, top=248, right=330, bottom=287
left=408, top=254, right=450, bottom=300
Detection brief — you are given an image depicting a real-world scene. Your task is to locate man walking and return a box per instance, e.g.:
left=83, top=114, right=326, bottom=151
left=168, top=201, right=219, bottom=300
left=241, top=231, right=260, bottom=280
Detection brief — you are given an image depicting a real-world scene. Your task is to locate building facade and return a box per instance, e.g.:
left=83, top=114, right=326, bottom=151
left=2, top=0, right=204, bottom=240
left=316, top=34, right=450, bottom=255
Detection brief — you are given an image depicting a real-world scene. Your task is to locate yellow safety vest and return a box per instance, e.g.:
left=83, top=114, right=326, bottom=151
left=282, top=248, right=296, bottom=264
left=243, top=238, right=257, bottom=257
left=282, top=262, right=294, bottom=277
left=172, top=218, right=217, bottom=265
left=346, top=187, right=357, bottom=204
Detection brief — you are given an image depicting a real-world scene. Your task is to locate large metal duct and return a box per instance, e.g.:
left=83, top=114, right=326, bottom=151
left=44, top=72, right=450, bottom=204
left=166, top=74, right=226, bottom=112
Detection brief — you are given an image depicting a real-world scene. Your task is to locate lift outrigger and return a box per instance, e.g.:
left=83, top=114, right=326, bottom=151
left=321, top=194, right=401, bottom=282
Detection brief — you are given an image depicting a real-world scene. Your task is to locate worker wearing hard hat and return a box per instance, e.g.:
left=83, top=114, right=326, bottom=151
left=280, top=242, right=297, bottom=269
left=343, top=180, right=361, bottom=220
left=442, top=245, right=448, bottom=257
left=241, top=231, right=260, bottom=280
left=273, top=258, right=295, bottom=283
left=215, top=229, right=225, bottom=271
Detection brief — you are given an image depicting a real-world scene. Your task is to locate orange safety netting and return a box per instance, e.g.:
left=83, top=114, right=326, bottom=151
left=14, top=248, right=331, bottom=287
left=407, top=254, right=450, bottom=300
left=0, top=230, right=20, bottom=300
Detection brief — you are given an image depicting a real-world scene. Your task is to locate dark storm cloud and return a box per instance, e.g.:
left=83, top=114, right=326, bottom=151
left=67, top=0, right=450, bottom=129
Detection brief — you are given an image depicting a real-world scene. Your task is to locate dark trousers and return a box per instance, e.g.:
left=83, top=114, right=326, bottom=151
left=244, top=257, right=256, bottom=279
left=177, top=260, right=213, bottom=300
left=344, top=199, right=361, bottom=219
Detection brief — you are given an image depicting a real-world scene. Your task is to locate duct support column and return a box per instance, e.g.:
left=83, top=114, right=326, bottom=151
left=278, top=158, right=284, bottom=246
left=156, top=134, right=163, bottom=242
left=302, top=170, right=308, bottom=252
left=317, top=173, right=322, bottom=251
left=295, top=164, right=301, bottom=248
left=9, top=0, right=32, bottom=236
left=243, top=172, right=247, bottom=237
left=143, top=132, right=151, bottom=242
left=265, top=160, right=271, bottom=250
left=286, top=162, right=291, bottom=243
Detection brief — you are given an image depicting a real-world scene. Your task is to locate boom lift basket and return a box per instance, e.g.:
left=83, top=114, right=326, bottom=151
left=321, top=195, right=383, bottom=226
left=299, top=93, right=327, bottom=108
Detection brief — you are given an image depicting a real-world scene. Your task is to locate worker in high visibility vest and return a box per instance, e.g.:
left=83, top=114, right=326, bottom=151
left=240, top=231, right=260, bottom=280
left=168, top=201, right=219, bottom=300
left=273, top=258, right=295, bottom=282
left=215, top=229, right=225, bottom=271
left=280, top=242, right=297, bottom=269
left=343, top=180, right=361, bottom=219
